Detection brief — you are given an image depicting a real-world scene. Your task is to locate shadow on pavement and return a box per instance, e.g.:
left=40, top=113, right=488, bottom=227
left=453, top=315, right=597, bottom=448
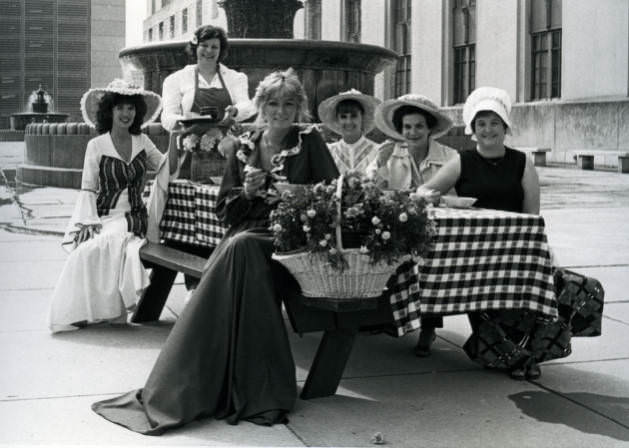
left=509, top=390, right=629, bottom=441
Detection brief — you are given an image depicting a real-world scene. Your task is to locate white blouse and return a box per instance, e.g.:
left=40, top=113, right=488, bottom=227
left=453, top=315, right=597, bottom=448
left=161, top=63, right=256, bottom=131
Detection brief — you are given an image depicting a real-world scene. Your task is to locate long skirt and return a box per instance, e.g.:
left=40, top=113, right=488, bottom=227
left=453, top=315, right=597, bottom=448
left=48, top=215, right=148, bottom=333
left=91, top=228, right=297, bottom=434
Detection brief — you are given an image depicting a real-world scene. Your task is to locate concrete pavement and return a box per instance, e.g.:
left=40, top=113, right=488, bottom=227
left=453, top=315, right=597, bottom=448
left=0, top=165, right=628, bottom=447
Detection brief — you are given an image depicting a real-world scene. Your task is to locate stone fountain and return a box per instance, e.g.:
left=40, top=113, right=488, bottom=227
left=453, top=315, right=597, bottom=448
left=10, top=85, right=68, bottom=131
left=119, top=0, right=398, bottom=121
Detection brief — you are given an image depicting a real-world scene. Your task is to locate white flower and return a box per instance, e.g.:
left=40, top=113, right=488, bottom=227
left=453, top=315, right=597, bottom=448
left=324, top=233, right=332, bottom=240
left=359, top=245, right=369, bottom=254
left=182, top=134, right=200, bottom=152
left=381, top=231, right=391, bottom=240
left=399, top=212, right=408, bottom=222
left=371, top=216, right=381, bottom=226
left=375, top=228, right=381, bottom=235
left=272, top=223, right=282, bottom=232
left=306, top=209, right=316, bottom=218
left=302, top=224, right=311, bottom=232
left=319, top=239, right=328, bottom=247
left=329, top=247, right=337, bottom=255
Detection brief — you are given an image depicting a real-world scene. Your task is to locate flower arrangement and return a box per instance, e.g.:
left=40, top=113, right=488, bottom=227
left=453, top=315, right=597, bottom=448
left=269, top=171, right=435, bottom=270
left=180, top=127, right=225, bottom=153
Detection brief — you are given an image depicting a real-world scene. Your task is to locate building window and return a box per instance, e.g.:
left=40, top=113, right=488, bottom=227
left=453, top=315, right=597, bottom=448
left=182, top=8, right=188, bottom=34
left=148, top=28, right=153, bottom=41
left=159, top=21, right=164, bottom=40
left=169, top=15, right=175, bottom=38
left=392, top=0, right=412, bottom=96
left=344, top=0, right=361, bottom=43
left=452, top=0, right=476, bottom=104
left=151, top=0, right=156, bottom=14
left=304, top=0, right=321, bottom=40
left=530, top=0, right=562, bottom=99
left=196, top=0, right=203, bottom=27
left=162, top=0, right=172, bottom=7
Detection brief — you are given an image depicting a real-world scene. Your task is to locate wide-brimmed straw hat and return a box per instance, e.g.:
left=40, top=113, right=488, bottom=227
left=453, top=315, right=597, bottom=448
left=318, top=89, right=381, bottom=135
left=80, top=79, right=162, bottom=129
left=374, top=94, right=453, bottom=141
left=462, top=86, right=512, bottom=135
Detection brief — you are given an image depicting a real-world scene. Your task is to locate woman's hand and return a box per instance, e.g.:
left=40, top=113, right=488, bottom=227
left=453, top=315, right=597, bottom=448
left=75, top=225, right=99, bottom=245
left=414, top=186, right=441, bottom=206
left=224, top=105, right=238, bottom=120
left=243, top=166, right=266, bottom=199
left=376, top=143, right=395, bottom=168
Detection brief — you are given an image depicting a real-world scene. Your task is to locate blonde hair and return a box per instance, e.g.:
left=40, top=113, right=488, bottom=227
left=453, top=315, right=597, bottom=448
left=253, top=68, right=310, bottom=124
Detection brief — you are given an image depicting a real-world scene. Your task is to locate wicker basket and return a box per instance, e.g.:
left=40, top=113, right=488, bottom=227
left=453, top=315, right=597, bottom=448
left=272, top=175, right=399, bottom=299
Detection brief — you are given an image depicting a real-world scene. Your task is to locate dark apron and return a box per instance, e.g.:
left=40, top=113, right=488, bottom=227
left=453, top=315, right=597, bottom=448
left=190, top=66, right=233, bottom=121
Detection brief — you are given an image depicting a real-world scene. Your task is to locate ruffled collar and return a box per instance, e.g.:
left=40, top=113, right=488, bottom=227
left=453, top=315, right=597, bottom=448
left=235, top=124, right=316, bottom=182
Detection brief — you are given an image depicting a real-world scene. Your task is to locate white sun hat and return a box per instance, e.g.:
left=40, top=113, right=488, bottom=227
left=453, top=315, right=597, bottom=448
left=374, top=94, right=453, bottom=141
left=80, top=79, right=162, bottom=129
left=318, top=89, right=381, bottom=135
left=462, top=86, right=513, bottom=135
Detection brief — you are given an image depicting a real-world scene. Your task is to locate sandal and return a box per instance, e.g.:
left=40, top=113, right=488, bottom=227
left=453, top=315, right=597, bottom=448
left=510, top=366, right=527, bottom=380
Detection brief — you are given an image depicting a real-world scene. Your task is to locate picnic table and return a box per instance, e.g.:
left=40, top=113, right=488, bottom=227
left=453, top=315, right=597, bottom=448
left=140, top=179, right=558, bottom=399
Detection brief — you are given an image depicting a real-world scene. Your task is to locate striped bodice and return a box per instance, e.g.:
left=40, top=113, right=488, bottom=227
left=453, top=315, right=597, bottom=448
left=96, top=150, right=148, bottom=237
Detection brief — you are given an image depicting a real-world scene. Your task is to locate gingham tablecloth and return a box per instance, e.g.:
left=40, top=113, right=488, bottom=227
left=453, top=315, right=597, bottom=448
left=388, top=207, right=558, bottom=336
left=159, top=180, right=226, bottom=248
left=157, top=186, right=558, bottom=336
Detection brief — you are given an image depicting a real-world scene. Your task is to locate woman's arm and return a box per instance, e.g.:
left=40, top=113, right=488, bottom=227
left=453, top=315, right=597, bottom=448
left=421, top=154, right=462, bottom=194
left=521, top=155, right=540, bottom=214
left=223, top=68, right=255, bottom=122
left=161, top=71, right=186, bottom=131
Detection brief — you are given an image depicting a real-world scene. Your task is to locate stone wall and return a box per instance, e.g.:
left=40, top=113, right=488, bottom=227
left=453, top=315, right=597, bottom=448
left=18, top=122, right=170, bottom=188
left=442, top=98, right=629, bottom=167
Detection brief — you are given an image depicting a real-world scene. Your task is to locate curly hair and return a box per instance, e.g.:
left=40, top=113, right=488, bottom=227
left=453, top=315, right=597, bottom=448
left=253, top=68, right=310, bottom=124
left=392, top=105, right=437, bottom=134
left=95, top=92, right=147, bottom=135
left=186, top=25, right=229, bottom=63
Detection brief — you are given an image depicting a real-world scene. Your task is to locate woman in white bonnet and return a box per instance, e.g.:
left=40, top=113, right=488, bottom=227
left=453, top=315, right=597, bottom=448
left=419, top=86, right=543, bottom=379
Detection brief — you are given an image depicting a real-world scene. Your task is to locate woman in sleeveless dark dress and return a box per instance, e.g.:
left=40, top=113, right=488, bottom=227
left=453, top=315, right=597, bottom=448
left=418, top=87, right=543, bottom=379
left=91, top=69, right=339, bottom=434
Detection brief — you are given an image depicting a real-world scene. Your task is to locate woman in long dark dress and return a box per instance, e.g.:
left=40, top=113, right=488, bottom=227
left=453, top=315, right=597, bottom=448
left=92, top=69, right=339, bottom=434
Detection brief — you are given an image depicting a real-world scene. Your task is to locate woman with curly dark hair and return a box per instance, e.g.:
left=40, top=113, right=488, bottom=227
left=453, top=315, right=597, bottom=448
left=48, top=79, right=178, bottom=333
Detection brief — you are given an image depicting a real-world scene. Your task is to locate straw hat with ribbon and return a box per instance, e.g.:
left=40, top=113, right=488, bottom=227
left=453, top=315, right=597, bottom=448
left=318, top=89, right=381, bottom=135
left=374, top=94, right=453, bottom=141
left=80, top=78, right=162, bottom=129
left=462, top=86, right=512, bottom=136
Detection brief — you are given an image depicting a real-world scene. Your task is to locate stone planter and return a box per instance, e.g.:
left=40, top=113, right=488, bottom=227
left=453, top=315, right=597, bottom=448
left=619, top=154, right=629, bottom=174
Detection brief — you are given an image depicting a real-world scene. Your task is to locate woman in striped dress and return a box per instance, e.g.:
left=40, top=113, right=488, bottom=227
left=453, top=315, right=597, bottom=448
left=48, top=79, right=178, bottom=333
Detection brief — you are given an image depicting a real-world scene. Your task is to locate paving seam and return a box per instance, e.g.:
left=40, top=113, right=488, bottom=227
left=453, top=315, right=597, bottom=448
left=530, top=381, right=629, bottom=430
left=284, top=423, right=309, bottom=447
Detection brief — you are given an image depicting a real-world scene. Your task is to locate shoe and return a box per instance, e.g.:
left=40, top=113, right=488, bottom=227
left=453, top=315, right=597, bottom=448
left=414, top=328, right=436, bottom=357
left=526, top=362, right=542, bottom=380
left=510, top=367, right=526, bottom=380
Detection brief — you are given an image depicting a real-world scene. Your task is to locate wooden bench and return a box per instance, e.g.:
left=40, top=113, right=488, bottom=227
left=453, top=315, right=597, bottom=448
left=131, top=242, right=207, bottom=323
left=131, top=241, right=394, bottom=400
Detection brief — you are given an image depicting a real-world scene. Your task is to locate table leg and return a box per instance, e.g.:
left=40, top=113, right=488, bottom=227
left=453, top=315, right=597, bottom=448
left=131, top=265, right=177, bottom=323
left=300, top=326, right=358, bottom=399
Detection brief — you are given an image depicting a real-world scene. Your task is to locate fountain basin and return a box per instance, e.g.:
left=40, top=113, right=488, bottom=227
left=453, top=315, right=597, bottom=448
left=119, top=39, right=398, bottom=120
left=10, top=112, right=69, bottom=131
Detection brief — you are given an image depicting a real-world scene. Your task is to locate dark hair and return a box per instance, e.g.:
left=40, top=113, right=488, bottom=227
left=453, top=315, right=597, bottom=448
left=336, top=99, right=364, bottom=116
left=470, top=110, right=508, bottom=133
left=392, top=105, right=437, bottom=133
left=186, top=25, right=229, bottom=63
left=95, top=92, right=147, bottom=135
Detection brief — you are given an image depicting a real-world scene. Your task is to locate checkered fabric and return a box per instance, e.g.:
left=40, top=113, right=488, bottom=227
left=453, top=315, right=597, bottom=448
left=389, top=207, right=558, bottom=336
left=159, top=180, right=226, bottom=248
